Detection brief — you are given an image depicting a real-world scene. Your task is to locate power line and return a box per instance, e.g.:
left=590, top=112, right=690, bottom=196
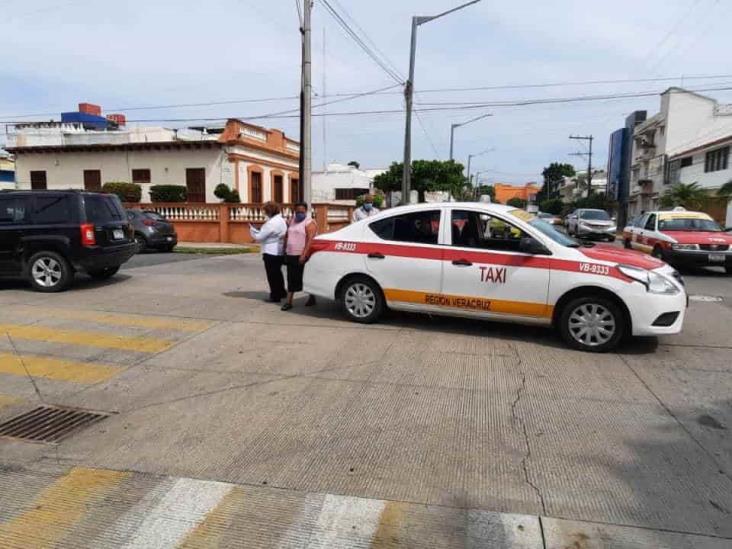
left=318, top=0, right=404, bottom=84
left=414, top=110, right=440, bottom=157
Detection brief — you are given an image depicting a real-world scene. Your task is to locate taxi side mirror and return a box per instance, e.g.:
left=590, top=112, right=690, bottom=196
left=519, top=236, right=551, bottom=255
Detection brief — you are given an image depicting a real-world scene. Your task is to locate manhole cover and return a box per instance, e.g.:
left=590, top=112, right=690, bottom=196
left=689, top=295, right=723, bottom=302
left=0, top=406, right=108, bottom=443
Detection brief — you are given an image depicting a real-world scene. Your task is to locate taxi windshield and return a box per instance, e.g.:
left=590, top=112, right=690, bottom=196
left=509, top=209, right=578, bottom=247
left=658, top=216, right=722, bottom=232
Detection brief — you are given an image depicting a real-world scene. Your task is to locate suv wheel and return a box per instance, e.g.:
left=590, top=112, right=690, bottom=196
left=134, top=234, right=147, bottom=253
left=558, top=296, right=625, bottom=352
left=339, top=276, right=384, bottom=324
left=27, top=251, right=73, bottom=292
left=88, top=266, right=120, bottom=280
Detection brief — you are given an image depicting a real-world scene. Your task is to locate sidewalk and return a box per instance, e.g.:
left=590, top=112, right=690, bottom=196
left=175, top=241, right=258, bottom=254
left=1, top=464, right=728, bottom=548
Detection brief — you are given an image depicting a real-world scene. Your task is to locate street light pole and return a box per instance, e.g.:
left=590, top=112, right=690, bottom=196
left=301, top=0, right=313, bottom=204
left=449, top=112, right=492, bottom=161
left=402, top=0, right=482, bottom=205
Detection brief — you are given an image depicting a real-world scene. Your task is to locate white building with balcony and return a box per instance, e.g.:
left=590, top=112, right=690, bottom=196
left=628, top=87, right=732, bottom=217
left=311, top=163, right=385, bottom=204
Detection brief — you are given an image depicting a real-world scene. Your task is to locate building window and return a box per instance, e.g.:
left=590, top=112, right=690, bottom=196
left=335, top=188, right=370, bottom=200
left=30, top=170, right=47, bottom=190
left=290, top=177, right=300, bottom=203
left=250, top=171, right=263, bottom=204
left=83, top=170, right=101, bottom=191
left=272, top=174, right=284, bottom=203
left=185, top=168, right=206, bottom=202
left=705, top=146, right=729, bottom=173
left=132, top=169, right=151, bottom=183
left=679, top=156, right=692, bottom=168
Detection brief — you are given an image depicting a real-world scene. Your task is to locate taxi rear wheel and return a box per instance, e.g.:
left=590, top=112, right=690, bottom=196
left=339, top=276, right=384, bottom=324
left=558, top=296, right=625, bottom=352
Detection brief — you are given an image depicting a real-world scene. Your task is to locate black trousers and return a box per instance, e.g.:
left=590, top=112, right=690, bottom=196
left=263, top=254, right=286, bottom=300
left=285, top=254, right=305, bottom=293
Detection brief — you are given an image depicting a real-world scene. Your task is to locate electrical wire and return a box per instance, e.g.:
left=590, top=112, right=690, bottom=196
left=318, top=0, right=404, bottom=84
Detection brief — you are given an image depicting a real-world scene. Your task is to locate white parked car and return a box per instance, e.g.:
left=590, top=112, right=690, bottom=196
left=566, top=208, right=617, bottom=241
left=304, top=203, right=687, bottom=352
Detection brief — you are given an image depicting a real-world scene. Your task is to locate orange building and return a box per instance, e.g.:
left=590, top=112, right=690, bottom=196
left=494, top=182, right=539, bottom=204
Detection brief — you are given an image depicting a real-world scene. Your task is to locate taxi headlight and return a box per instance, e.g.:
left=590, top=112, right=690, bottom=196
left=671, top=243, right=699, bottom=251
left=618, top=264, right=680, bottom=295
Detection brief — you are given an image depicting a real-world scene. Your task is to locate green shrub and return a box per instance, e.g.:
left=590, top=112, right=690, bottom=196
left=103, top=182, right=141, bottom=203
left=225, top=189, right=240, bottom=203
left=506, top=197, right=527, bottom=208
left=538, top=197, right=564, bottom=215
left=214, top=183, right=231, bottom=201
left=149, top=184, right=187, bottom=203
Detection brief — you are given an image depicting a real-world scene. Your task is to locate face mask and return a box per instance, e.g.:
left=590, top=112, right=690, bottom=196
left=294, top=212, right=307, bottom=222
left=363, top=203, right=373, bottom=211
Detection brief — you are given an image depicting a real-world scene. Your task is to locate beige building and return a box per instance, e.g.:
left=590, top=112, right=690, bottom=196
left=7, top=118, right=300, bottom=204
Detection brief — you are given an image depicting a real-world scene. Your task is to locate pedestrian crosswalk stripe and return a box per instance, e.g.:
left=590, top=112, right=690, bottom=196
left=178, top=486, right=246, bottom=548
left=119, top=477, right=233, bottom=549
left=371, top=501, right=407, bottom=548
left=0, top=352, right=121, bottom=384
left=6, top=307, right=212, bottom=333
left=0, top=323, right=172, bottom=353
left=306, top=494, right=386, bottom=548
left=0, top=467, right=128, bottom=549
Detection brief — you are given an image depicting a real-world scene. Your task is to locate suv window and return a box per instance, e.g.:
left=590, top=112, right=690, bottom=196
left=84, top=194, right=126, bottom=224
left=644, top=214, right=656, bottom=231
left=0, top=197, right=28, bottom=224
left=451, top=210, right=527, bottom=252
left=32, top=195, right=72, bottom=224
left=369, top=210, right=440, bottom=244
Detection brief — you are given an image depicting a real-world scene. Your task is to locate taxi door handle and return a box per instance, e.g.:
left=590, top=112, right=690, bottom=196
left=368, top=252, right=385, bottom=259
left=452, top=259, right=472, bottom=266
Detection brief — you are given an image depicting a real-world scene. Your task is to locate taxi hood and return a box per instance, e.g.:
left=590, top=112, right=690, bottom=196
left=662, top=230, right=732, bottom=244
left=578, top=243, right=665, bottom=270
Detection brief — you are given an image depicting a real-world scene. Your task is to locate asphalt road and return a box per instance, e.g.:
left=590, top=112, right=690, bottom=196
left=123, top=250, right=215, bottom=269
left=0, top=252, right=730, bottom=548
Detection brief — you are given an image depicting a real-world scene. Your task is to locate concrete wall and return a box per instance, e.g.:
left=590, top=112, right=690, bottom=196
left=14, top=148, right=231, bottom=202
left=311, top=163, right=379, bottom=203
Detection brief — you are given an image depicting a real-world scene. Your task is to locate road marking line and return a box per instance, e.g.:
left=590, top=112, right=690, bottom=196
left=178, top=486, right=246, bottom=548
left=371, top=501, right=406, bottom=548
left=306, top=494, right=385, bottom=548
left=0, top=467, right=128, bottom=549
left=120, top=477, right=233, bottom=549
left=0, top=323, right=172, bottom=353
left=7, top=307, right=212, bottom=333
left=0, top=352, right=121, bottom=384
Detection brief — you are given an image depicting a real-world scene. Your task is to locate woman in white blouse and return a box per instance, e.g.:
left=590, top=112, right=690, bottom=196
left=250, top=202, right=288, bottom=302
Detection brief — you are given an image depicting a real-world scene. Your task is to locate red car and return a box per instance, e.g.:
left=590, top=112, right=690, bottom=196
left=623, top=208, right=732, bottom=273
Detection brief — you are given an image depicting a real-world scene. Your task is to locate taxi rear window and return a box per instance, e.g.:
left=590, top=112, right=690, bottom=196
left=369, top=210, right=440, bottom=244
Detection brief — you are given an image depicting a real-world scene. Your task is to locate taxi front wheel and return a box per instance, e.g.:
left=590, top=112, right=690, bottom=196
left=339, top=276, right=384, bottom=324
left=558, top=296, right=625, bottom=352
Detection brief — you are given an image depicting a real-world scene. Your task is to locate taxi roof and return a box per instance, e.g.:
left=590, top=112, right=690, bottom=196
left=385, top=201, right=519, bottom=214
left=644, top=209, right=713, bottom=220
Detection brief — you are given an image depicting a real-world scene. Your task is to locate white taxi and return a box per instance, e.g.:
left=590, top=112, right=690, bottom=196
left=304, top=203, right=687, bottom=352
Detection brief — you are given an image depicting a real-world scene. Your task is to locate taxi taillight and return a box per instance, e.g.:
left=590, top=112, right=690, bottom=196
left=80, top=223, right=96, bottom=247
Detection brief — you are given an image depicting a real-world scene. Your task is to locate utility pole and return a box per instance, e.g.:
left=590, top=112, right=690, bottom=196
left=569, top=134, right=593, bottom=197
left=301, top=0, right=313, bottom=204
left=402, top=0, right=482, bottom=205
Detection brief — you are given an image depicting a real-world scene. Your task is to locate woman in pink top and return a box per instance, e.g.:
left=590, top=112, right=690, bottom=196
left=281, top=201, right=317, bottom=311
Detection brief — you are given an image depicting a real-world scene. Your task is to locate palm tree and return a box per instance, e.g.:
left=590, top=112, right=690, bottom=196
left=659, top=182, right=708, bottom=210
left=717, top=179, right=732, bottom=196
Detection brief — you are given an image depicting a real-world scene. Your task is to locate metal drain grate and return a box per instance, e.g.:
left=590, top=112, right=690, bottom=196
left=0, top=406, right=108, bottom=443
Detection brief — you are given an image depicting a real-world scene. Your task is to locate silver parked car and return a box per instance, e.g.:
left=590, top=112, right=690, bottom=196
left=566, top=208, right=617, bottom=241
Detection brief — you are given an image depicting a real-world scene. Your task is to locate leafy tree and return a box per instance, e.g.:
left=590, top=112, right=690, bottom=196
left=347, top=160, right=360, bottom=169
left=659, top=182, right=708, bottom=210
left=539, top=197, right=564, bottom=215
left=539, top=163, right=575, bottom=200
left=477, top=185, right=496, bottom=201
left=572, top=193, right=617, bottom=212
left=506, top=197, right=527, bottom=209
left=373, top=159, right=466, bottom=202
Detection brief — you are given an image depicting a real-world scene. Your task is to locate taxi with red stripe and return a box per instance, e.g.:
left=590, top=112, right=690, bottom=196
left=304, top=203, right=687, bottom=352
left=623, top=207, right=732, bottom=273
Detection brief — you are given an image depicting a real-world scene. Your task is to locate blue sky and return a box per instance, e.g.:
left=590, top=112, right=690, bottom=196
left=2, top=0, right=731, bottom=183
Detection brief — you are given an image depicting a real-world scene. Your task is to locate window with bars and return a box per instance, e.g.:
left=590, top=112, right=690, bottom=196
left=132, top=169, right=151, bottom=183
left=704, top=146, right=729, bottom=173
left=251, top=171, right=263, bottom=203
left=335, top=188, right=369, bottom=200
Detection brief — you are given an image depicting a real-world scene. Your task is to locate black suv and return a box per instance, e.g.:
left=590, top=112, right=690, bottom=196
left=0, top=190, right=136, bottom=292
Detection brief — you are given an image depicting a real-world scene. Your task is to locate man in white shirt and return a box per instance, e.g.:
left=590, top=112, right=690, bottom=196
left=352, top=195, right=380, bottom=222
left=250, top=202, right=288, bottom=302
